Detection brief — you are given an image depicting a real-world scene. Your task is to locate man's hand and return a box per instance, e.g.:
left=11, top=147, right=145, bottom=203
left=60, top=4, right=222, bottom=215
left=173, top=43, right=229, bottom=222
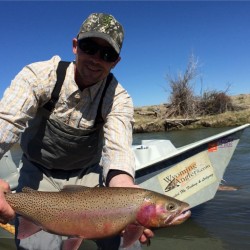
left=108, top=174, right=155, bottom=245
left=0, top=179, right=15, bottom=224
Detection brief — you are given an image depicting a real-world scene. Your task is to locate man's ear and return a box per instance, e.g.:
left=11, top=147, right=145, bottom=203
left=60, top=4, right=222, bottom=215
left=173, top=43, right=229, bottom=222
left=72, top=38, right=78, bottom=55
left=112, top=56, right=121, bottom=69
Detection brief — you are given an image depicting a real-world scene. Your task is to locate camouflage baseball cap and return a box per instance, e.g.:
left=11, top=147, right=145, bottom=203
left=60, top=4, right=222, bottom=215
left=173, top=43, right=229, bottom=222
left=77, top=13, right=124, bottom=54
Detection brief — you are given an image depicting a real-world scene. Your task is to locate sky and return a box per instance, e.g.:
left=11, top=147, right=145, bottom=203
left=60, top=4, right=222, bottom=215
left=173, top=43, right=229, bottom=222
left=0, top=1, right=249, bottom=107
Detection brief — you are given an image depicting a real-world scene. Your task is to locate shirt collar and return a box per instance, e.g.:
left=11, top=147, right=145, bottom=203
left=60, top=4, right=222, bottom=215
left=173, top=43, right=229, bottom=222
left=87, top=78, right=106, bottom=102
left=67, top=62, right=106, bottom=102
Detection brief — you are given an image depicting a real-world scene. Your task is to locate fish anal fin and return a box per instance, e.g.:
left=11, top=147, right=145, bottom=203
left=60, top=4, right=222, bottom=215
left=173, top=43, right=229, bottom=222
left=17, top=216, right=42, bottom=239
left=62, top=238, right=83, bottom=250
left=121, top=224, right=145, bottom=248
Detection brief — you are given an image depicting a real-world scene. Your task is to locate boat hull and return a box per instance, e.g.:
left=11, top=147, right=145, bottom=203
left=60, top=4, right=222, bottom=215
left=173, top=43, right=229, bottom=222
left=135, top=124, right=249, bottom=208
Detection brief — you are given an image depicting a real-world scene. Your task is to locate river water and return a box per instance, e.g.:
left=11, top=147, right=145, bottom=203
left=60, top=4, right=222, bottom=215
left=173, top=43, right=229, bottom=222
left=133, top=126, right=250, bottom=250
left=0, top=126, right=249, bottom=250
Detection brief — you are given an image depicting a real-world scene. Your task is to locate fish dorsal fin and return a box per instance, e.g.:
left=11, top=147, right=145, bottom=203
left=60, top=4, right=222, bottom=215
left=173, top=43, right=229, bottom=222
left=22, top=187, right=37, bottom=193
left=61, top=185, right=90, bottom=192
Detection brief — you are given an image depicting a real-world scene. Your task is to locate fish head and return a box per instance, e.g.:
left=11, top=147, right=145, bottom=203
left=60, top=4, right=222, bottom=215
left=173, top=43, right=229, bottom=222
left=136, top=192, right=191, bottom=228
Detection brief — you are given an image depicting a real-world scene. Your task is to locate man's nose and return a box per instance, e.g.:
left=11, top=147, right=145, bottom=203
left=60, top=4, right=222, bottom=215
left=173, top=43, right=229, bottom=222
left=91, top=50, right=102, bottom=62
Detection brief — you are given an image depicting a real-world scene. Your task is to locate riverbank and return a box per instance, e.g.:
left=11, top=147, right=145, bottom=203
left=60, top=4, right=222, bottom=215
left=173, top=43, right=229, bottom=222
left=134, top=94, right=250, bottom=133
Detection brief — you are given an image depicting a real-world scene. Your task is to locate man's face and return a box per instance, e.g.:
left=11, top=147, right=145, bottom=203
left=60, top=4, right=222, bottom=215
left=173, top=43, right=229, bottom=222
left=73, top=37, right=120, bottom=88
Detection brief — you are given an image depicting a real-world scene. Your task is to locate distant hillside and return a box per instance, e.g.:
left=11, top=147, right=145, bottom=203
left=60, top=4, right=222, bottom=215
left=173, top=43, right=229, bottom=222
left=133, top=94, right=250, bottom=133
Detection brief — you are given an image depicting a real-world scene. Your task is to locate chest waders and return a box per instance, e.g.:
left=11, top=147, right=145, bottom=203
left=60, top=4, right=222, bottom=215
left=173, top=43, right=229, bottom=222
left=16, top=62, right=123, bottom=250
left=20, top=61, right=113, bottom=171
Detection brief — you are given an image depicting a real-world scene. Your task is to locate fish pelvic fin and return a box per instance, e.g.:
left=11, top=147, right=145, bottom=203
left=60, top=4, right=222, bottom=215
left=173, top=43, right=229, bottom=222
left=17, top=216, right=42, bottom=239
left=62, top=238, right=83, bottom=250
left=121, top=224, right=145, bottom=248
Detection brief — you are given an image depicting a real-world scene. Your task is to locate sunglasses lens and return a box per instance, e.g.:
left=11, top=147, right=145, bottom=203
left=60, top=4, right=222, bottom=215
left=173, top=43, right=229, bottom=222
left=78, top=39, right=119, bottom=62
left=101, top=49, right=119, bottom=62
left=78, top=40, right=98, bottom=55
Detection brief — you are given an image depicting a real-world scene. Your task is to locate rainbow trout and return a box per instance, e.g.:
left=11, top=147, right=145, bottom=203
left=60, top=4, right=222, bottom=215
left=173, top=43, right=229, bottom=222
left=5, top=186, right=191, bottom=249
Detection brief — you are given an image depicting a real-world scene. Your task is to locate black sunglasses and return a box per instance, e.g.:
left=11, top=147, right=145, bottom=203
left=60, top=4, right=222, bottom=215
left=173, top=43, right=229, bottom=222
left=78, top=38, right=119, bottom=63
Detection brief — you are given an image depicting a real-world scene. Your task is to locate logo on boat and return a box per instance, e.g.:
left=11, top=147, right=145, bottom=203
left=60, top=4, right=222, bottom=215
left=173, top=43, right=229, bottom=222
left=157, top=151, right=217, bottom=200
left=164, top=163, right=197, bottom=192
left=208, top=138, right=233, bottom=152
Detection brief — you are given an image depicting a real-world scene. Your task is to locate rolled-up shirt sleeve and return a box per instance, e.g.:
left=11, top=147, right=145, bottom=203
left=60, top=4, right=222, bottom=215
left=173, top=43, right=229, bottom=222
left=0, top=56, right=59, bottom=158
left=0, top=68, right=38, bottom=157
left=101, top=80, right=135, bottom=181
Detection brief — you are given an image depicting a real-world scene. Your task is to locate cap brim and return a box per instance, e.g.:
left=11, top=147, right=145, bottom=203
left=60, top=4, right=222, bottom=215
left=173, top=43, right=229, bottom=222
left=78, top=31, right=120, bottom=54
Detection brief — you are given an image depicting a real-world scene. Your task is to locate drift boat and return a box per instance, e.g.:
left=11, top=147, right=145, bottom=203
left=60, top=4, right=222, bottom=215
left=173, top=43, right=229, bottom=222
left=0, top=124, right=250, bottom=207
left=0, top=124, right=249, bottom=206
left=0, top=124, right=249, bottom=240
left=0, top=124, right=250, bottom=238
left=134, top=124, right=249, bottom=208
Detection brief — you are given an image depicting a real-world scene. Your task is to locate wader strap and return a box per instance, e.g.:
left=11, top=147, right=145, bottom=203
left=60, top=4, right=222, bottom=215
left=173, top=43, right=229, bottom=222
left=95, top=73, right=113, bottom=124
left=43, top=60, right=113, bottom=122
left=43, top=61, right=71, bottom=112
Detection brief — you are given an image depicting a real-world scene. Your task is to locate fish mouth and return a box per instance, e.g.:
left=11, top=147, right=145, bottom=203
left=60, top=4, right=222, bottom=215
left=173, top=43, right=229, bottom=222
left=164, top=207, right=191, bottom=225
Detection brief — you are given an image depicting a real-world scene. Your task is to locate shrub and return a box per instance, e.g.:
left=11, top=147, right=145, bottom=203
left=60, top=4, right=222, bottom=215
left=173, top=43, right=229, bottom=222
left=199, top=90, right=234, bottom=115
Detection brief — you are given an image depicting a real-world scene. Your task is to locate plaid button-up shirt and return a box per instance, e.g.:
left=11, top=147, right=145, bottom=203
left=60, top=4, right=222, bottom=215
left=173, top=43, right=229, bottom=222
left=0, top=56, right=135, bottom=179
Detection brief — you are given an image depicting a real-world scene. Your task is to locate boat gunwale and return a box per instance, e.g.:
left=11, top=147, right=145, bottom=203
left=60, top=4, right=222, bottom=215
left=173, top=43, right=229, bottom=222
left=135, top=124, right=250, bottom=171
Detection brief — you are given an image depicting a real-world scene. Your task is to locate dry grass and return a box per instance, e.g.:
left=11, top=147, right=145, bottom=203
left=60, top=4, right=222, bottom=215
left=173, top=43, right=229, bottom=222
left=231, top=94, right=250, bottom=108
left=134, top=94, right=250, bottom=132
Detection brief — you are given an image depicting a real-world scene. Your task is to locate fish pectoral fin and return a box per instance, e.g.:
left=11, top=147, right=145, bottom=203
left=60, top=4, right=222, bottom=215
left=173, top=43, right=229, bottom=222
left=121, top=224, right=145, bottom=248
left=62, top=237, right=83, bottom=250
left=17, top=216, right=42, bottom=239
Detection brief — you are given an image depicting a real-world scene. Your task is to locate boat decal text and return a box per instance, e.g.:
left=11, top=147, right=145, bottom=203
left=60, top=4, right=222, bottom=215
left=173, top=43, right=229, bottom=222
left=158, top=151, right=217, bottom=200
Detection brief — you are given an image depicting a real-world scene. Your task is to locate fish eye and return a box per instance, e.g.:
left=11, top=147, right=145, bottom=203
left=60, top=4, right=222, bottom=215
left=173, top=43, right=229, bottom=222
left=167, top=203, right=176, bottom=211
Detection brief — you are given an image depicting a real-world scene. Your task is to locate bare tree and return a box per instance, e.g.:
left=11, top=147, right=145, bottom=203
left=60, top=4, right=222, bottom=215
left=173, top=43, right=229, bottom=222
left=166, top=54, right=199, bottom=118
left=166, top=54, right=234, bottom=119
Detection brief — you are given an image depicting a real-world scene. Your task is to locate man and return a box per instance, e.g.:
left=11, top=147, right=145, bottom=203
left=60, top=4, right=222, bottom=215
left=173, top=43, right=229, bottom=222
left=0, top=13, right=153, bottom=249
